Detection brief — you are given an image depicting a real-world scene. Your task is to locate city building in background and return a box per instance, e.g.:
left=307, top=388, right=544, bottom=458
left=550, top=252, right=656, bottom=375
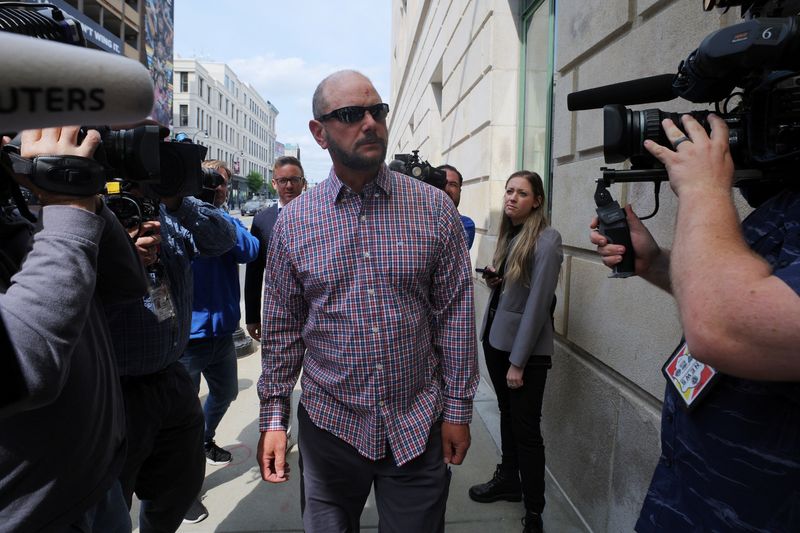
left=390, top=1, right=741, bottom=530
left=46, top=0, right=174, bottom=126
left=173, top=58, right=278, bottom=208
left=45, top=0, right=141, bottom=57
left=283, top=143, right=300, bottom=161
left=274, top=141, right=285, bottom=159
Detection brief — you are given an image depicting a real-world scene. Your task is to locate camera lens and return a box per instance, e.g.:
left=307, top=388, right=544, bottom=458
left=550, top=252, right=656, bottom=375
left=603, top=104, right=741, bottom=167
left=604, top=105, right=663, bottom=163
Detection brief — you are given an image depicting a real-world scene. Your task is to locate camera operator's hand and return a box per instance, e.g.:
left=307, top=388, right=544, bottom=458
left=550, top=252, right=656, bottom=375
left=17, top=126, right=102, bottom=212
left=643, top=114, right=734, bottom=198
left=590, top=205, right=672, bottom=292
left=132, top=220, right=162, bottom=267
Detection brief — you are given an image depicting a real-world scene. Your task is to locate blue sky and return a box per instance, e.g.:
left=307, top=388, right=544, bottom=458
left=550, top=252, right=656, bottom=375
left=174, top=0, right=392, bottom=182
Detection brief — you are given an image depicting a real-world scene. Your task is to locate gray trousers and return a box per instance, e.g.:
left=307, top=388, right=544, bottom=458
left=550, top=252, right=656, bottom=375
left=297, top=403, right=451, bottom=533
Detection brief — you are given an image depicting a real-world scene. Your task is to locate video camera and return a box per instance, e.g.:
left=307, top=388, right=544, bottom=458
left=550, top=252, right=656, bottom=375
left=0, top=1, right=166, bottom=221
left=568, top=0, right=800, bottom=277
left=103, top=181, right=159, bottom=236
left=194, top=167, right=226, bottom=205
left=389, top=150, right=447, bottom=190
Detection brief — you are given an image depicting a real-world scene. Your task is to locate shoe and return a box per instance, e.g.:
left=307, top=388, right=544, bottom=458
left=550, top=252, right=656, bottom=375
left=182, top=499, right=208, bottom=524
left=204, top=440, right=232, bottom=465
left=468, top=464, right=522, bottom=503
left=522, top=511, right=544, bottom=533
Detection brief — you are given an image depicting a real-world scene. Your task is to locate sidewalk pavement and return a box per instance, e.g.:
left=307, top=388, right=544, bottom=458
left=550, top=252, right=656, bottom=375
left=136, top=349, right=590, bottom=532
left=131, top=222, right=589, bottom=532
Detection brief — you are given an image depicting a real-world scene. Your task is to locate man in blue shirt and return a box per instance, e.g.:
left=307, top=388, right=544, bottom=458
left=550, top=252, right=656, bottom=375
left=180, top=160, right=259, bottom=465
left=105, top=179, right=236, bottom=532
left=438, top=164, right=475, bottom=249
left=591, top=114, right=800, bottom=531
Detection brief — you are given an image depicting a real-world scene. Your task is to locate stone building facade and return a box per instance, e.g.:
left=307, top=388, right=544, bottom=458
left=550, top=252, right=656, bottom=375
left=390, top=1, right=740, bottom=529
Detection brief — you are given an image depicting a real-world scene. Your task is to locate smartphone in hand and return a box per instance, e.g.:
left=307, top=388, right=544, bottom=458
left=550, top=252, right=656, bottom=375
left=475, top=267, right=499, bottom=278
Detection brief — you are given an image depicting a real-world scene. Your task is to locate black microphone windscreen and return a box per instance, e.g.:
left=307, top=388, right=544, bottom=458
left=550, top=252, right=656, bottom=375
left=0, top=31, right=154, bottom=132
left=567, top=74, right=677, bottom=111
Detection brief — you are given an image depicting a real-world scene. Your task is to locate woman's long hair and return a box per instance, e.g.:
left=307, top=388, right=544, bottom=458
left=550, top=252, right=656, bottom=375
left=492, top=170, right=548, bottom=287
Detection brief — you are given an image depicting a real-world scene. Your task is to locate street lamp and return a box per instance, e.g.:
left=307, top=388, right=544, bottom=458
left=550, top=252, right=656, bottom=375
left=192, top=129, right=209, bottom=142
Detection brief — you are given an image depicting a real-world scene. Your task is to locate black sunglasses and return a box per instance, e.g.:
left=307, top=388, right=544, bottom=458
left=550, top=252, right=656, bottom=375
left=317, top=103, right=390, bottom=124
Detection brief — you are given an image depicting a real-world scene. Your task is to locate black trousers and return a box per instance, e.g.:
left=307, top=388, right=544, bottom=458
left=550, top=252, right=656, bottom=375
left=297, top=403, right=451, bottom=533
left=483, top=338, right=548, bottom=514
left=118, top=362, right=206, bottom=533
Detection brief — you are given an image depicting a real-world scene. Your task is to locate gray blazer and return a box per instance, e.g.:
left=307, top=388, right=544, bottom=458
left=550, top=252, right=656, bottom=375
left=481, top=227, right=563, bottom=367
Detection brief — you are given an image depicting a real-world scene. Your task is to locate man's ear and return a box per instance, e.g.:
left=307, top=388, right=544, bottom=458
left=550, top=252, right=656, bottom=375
left=309, top=119, right=328, bottom=149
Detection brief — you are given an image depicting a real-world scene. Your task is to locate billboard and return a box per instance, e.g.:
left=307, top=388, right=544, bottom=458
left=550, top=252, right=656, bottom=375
left=145, top=0, right=174, bottom=127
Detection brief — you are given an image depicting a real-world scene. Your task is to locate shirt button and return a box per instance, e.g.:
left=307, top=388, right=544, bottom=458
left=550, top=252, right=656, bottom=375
left=374, top=193, right=379, bottom=198
left=367, top=288, right=375, bottom=296
left=372, top=326, right=379, bottom=334
left=379, top=400, right=385, bottom=407
left=364, top=251, right=371, bottom=259
left=376, top=363, right=383, bottom=370
left=360, top=215, right=367, bottom=222
left=663, top=457, right=672, bottom=468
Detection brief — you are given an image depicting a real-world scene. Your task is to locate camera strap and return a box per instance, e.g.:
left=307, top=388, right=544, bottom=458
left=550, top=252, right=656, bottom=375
left=9, top=152, right=106, bottom=196
left=662, top=341, right=720, bottom=410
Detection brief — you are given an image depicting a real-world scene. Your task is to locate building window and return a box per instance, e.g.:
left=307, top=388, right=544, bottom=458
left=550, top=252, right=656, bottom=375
left=199, top=77, right=204, bottom=97
left=179, top=72, right=188, bottom=92
left=196, top=107, right=200, bottom=128
left=519, top=0, right=555, bottom=194
left=179, top=105, right=188, bottom=127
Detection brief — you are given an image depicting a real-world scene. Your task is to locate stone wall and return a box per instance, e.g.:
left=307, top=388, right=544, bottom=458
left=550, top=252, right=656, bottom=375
left=390, top=1, right=740, bottom=530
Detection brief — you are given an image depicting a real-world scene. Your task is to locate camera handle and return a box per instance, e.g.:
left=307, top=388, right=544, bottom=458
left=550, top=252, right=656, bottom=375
left=594, top=180, right=635, bottom=278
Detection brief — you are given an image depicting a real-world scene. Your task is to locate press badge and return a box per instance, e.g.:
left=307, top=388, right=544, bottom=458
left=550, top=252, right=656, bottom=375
left=662, top=342, right=719, bottom=410
left=146, top=266, right=176, bottom=322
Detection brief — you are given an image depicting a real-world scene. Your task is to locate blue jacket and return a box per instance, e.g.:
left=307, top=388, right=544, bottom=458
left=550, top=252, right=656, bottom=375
left=190, top=212, right=259, bottom=338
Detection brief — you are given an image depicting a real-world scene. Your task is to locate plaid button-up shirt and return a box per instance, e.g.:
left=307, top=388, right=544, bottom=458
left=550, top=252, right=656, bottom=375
left=258, top=165, right=478, bottom=466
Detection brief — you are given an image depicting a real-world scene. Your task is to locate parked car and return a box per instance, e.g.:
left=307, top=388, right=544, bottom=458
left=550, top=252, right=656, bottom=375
left=240, top=199, right=264, bottom=216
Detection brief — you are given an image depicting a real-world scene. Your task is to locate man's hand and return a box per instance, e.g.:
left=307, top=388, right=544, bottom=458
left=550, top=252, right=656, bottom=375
left=246, top=323, right=261, bottom=341
left=20, top=126, right=99, bottom=159
left=590, top=205, right=660, bottom=276
left=257, top=430, right=290, bottom=483
left=441, top=422, right=470, bottom=465
left=132, top=220, right=162, bottom=267
left=643, top=114, right=734, bottom=198
left=17, top=126, right=101, bottom=211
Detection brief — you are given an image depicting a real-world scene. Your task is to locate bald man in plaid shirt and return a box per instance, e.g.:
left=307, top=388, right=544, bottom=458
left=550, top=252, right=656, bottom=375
left=256, top=70, right=479, bottom=533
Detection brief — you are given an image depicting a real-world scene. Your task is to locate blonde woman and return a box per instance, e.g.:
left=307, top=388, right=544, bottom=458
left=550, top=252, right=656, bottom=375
left=469, top=171, right=563, bottom=533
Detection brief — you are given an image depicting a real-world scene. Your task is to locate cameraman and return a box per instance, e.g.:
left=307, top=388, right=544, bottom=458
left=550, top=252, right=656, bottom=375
left=104, top=148, right=237, bottom=531
left=590, top=114, right=800, bottom=531
left=0, top=126, right=147, bottom=532
left=178, top=160, right=258, bottom=519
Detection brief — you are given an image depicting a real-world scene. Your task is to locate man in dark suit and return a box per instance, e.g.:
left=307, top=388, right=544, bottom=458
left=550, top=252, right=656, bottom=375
left=244, top=156, right=306, bottom=340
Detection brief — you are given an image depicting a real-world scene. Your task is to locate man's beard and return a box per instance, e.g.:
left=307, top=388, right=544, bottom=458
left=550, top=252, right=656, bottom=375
left=327, top=133, right=387, bottom=171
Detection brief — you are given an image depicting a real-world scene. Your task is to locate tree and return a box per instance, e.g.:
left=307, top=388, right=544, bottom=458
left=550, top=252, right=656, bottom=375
left=247, top=171, right=264, bottom=194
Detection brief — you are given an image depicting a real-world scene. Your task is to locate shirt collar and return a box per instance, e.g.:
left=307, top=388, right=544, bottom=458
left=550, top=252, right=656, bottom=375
left=322, top=164, right=393, bottom=204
